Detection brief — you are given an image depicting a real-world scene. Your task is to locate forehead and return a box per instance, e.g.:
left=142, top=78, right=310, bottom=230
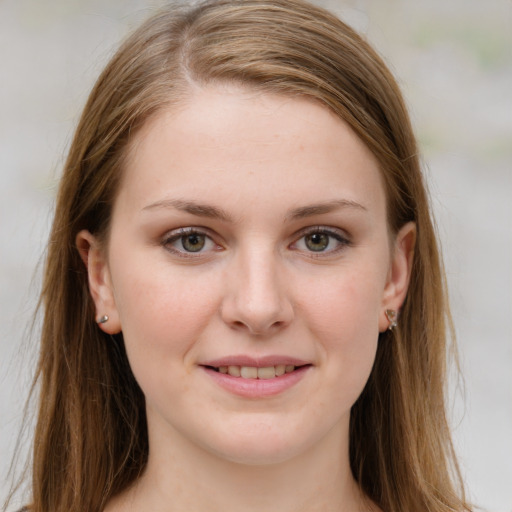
left=118, top=85, right=386, bottom=220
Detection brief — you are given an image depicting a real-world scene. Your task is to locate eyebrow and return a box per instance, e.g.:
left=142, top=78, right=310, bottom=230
left=286, top=199, right=368, bottom=220
left=142, top=197, right=367, bottom=222
left=142, top=198, right=233, bottom=222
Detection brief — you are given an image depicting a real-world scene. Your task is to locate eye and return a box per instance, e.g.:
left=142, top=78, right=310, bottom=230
left=304, top=232, right=330, bottom=252
left=292, top=227, right=350, bottom=255
left=162, top=228, right=219, bottom=256
left=181, top=232, right=207, bottom=252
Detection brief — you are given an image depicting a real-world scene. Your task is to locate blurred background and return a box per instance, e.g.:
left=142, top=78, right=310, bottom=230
left=0, top=0, right=510, bottom=510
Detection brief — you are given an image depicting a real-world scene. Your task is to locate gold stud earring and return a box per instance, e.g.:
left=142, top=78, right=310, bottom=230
left=385, top=309, right=397, bottom=331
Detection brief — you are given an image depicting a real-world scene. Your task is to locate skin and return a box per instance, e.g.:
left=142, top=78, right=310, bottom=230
left=78, top=85, right=414, bottom=512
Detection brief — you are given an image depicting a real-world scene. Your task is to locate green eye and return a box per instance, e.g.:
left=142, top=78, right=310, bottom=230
left=181, top=233, right=206, bottom=252
left=292, top=227, right=351, bottom=256
left=163, top=228, right=217, bottom=256
left=304, top=233, right=329, bottom=251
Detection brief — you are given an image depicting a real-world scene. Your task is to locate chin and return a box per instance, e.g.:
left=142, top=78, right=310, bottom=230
left=211, top=441, right=305, bottom=467
left=198, top=417, right=326, bottom=467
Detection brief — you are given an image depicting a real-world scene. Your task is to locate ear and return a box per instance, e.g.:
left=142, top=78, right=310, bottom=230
left=379, top=222, right=416, bottom=332
left=76, top=230, right=122, bottom=334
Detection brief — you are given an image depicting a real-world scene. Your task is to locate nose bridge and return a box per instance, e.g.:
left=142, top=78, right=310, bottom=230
left=222, top=242, right=292, bottom=334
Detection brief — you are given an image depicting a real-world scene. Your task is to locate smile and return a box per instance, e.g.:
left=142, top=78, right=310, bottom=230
left=210, top=364, right=299, bottom=379
left=202, top=361, right=312, bottom=398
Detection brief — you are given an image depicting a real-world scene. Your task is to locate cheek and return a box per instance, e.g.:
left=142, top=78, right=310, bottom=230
left=110, top=255, right=222, bottom=364
left=299, top=264, right=384, bottom=341
left=296, top=264, right=384, bottom=395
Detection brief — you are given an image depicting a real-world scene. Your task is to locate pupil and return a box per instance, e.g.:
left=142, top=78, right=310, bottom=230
left=182, top=234, right=205, bottom=252
left=306, top=233, right=329, bottom=251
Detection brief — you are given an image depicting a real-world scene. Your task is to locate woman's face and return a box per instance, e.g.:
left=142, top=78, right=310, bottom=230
left=82, top=85, right=413, bottom=466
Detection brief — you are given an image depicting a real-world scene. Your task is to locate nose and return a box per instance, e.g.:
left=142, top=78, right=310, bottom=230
left=220, top=247, right=294, bottom=336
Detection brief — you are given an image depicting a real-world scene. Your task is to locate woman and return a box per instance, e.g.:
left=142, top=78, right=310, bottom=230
left=8, top=0, right=472, bottom=511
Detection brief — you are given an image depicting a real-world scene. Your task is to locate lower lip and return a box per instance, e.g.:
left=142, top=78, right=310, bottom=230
left=202, top=366, right=311, bottom=398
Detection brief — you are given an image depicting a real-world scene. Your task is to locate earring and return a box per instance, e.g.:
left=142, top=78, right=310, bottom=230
left=97, top=314, right=109, bottom=324
left=385, top=309, right=397, bottom=331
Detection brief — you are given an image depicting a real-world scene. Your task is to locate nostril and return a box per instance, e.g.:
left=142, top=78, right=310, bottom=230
left=232, top=320, right=246, bottom=330
left=221, top=288, right=294, bottom=335
left=229, top=318, right=285, bottom=335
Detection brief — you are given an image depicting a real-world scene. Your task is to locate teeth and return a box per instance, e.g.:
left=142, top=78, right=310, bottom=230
left=257, top=366, right=275, bottom=379
left=240, top=366, right=258, bottom=379
left=275, top=365, right=286, bottom=376
left=218, top=365, right=297, bottom=379
left=228, top=366, right=241, bottom=377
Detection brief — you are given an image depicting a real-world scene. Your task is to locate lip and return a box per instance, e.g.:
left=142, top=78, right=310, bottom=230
left=199, top=355, right=312, bottom=398
left=201, top=355, right=310, bottom=368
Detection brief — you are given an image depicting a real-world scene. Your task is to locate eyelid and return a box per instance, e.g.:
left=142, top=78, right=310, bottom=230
left=290, top=225, right=352, bottom=255
left=161, top=226, right=223, bottom=257
left=160, top=225, right=350, bottom=258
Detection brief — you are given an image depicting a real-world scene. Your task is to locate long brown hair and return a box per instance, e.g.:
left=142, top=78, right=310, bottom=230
left=12, top=1, right=471, bottom=511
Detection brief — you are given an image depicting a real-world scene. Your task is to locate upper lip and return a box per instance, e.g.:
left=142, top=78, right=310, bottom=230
left=200, top=355, right=311, bottom=368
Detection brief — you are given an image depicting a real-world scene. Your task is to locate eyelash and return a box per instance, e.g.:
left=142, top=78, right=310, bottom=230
left=161, top=226, right=351, bottom=258
left=161, top=227, right=221, bottom=258
left=291, top=226, right=351, bottom=257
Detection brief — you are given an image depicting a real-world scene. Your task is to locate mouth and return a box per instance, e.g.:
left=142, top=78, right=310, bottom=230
left=204, top=364, right=309, bottom=380
left=201, top=360, right=312, bottom=397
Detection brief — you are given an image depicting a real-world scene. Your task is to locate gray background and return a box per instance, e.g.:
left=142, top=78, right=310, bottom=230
left=1, top=0, right=511, bottom=510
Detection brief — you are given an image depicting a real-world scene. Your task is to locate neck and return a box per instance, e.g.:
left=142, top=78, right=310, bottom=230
left=108, top=418, right=374, bottom=512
